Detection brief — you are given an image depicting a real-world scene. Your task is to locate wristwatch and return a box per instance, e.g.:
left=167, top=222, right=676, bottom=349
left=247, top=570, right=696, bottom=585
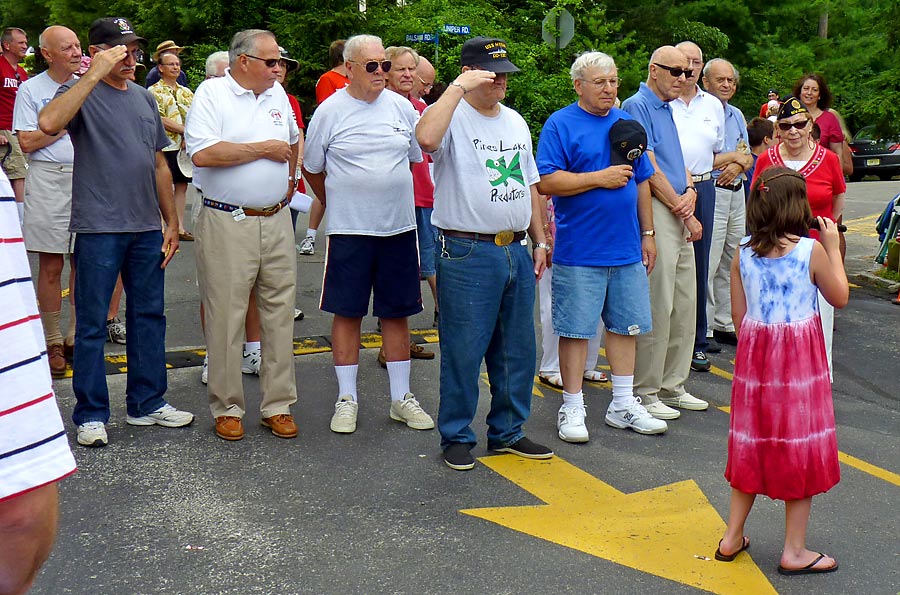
left=533, top=242, right=551, bottom=251
left=641, top=229, right=656, bottom=237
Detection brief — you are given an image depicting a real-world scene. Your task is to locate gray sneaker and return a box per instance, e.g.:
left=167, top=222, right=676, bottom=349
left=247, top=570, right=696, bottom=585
left=77, top=421, right=108, bottom=447
left=389, top=393, right=435, bottom=430
left=126, top=403, right=195, bottom=427
left=296, top=235, right=315, bottom=255
left=106, top=317, right=126, bottom=344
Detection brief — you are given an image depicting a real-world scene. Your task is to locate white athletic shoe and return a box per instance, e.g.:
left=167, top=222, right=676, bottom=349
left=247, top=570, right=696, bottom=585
left=605, top=398, right=668, bottom=435
left=241, top=349, right=261, bottom=375
left=389, top=393, right=435, bottom=430
left=201, top=354, right=208, bottom=385
left=557, top=404, right=589, bottom=443
left=77, top=421, right=108, bottom=447
left=296, top=236, right=315, bottom=255
left=643, top=400, right=681, bottom=420
left=330, top=395, right=358, bottom=433
left=126, top=403, right=195, bottom=427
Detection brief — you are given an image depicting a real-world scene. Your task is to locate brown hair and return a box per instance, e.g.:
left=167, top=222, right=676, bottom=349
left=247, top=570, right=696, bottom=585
left=746, top=167, right=811, bottom=256
left=792, top=73, right=833, bottom=110
left=328, top=39, right=346, bottom=68
left=747, top=117, right=774, bottom=147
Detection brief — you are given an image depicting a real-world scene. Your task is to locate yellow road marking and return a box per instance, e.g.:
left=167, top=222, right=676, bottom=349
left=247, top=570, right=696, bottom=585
left=463, top=455, right=777, bottom=594
left=842, top=213, right=880, bottom=237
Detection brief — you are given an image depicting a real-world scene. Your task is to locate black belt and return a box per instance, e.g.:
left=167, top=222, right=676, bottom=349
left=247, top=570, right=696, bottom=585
left=715, top=180, right=743, bottom=192
left=202, top=197, right=289, bottom=217
left=440, top=229, right=526, bottom=246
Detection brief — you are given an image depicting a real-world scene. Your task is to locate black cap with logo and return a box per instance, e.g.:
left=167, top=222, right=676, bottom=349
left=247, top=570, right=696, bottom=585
left=460, top=37, right=520, bottom=73
left=609, top=119, right=648, bottom=166
left=89, top=17, right=147, bottom=47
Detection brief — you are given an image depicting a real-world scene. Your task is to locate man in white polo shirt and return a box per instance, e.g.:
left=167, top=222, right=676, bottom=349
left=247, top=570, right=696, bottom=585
left=186, top=29, right=300, bottom=442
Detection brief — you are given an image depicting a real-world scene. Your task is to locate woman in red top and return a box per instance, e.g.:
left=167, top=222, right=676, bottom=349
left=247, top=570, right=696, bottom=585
left=793, top=73, right=845, bottom=172
left=751, top=97, right=845, bottom=382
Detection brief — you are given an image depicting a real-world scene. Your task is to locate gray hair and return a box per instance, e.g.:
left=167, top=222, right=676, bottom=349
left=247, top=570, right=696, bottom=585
left=229, top=29, right=275, bottom=66
left=205, top=50, right=229, bottom=76
left=343, top=34, right=382, bottom=62
left=570, top=51, right=616, bottom=82
left=1, top=27, right=26, bottom=46
left=385, top=45, right=419, bottom=66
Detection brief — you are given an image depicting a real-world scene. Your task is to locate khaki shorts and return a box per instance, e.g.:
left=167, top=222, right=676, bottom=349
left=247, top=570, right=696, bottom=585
left=23, top=160, right=75, bottom=253
left=0, top=130, right=27, bottom=180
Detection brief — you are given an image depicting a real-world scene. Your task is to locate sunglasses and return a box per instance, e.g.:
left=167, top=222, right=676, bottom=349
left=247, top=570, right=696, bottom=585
left=652, top=63, right=692, bottom=79
left=244, top=54, right=280, bottom=68
left=777, top=120, right=809, bottom=131
left=352, top=60, right=392, bottom=73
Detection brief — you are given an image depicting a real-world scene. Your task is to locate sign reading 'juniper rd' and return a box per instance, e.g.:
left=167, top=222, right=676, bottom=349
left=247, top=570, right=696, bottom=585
left=442, top=24, right=471, bottom=34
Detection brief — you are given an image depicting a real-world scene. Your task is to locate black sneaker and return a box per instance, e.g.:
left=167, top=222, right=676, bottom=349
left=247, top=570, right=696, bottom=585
left=713, top=329, right=738, bottom=346
left=691, top=351, right=711, bottom=372
left=494, top=437, right=554, bottom=460
left=705, top=339, right=722, bottom=354
left=443, top=443, right=475, bottom=470
left=433, top=310, right=439, bottom=328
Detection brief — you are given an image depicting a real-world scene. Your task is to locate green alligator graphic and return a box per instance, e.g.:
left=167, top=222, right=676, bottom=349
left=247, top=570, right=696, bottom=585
left=485, top=153, right=524, bottom=187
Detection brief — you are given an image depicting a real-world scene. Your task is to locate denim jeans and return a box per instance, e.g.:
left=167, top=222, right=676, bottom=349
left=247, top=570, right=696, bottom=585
left=693, top=179, right=715, bottom=352
left=72, top=231, right=167, bottom=424
left=436, top=235, right=536, bottom=450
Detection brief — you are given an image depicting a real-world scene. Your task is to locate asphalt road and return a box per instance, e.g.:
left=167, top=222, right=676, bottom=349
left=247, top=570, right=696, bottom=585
left=26, top=180, right=900, bottom=595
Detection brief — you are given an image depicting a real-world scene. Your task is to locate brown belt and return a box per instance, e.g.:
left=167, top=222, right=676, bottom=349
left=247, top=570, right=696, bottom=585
left=441, top=229, right=527, bottom=246
left=202, top=197, right=289, bottom=217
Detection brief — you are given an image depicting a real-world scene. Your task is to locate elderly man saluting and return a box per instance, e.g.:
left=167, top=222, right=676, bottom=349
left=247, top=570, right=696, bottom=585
left=186, top=29, right=301, bottom=442
left=536, top=51, right=665, bottom=442
left=417, top=37, right=552, bottom=471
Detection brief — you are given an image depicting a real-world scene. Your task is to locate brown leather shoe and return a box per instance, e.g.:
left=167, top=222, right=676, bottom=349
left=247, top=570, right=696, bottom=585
left=63, top=341, right=74, bottom=362
left=377, top=347, right=387, bottom=368
left=261, top=414, right=298, bottom=439
left=48, top=343, right=67, bottom=378
left=215, top=416, right=244, bottom=440
left=410, top=342, right=435, bottom=360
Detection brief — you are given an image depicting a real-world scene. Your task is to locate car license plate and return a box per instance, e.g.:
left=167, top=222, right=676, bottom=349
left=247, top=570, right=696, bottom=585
left=867, top=158, right=881, bottom=166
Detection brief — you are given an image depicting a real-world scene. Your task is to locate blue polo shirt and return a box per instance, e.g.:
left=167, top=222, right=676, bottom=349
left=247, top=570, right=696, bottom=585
left=712, top=102, right=750, bottom=181
left=621, top=82, right=688, bottom=194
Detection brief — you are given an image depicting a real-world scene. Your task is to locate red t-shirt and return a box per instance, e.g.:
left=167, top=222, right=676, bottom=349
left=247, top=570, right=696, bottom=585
left=813, top=109, right=844, bottom=147
left=0, top=58, right=28, bottom=129
left=751, top=143, right=846, bottom=239
left=409, top=95, right=434, bottom=208
left=286, top=93, right=307, bottom=193
left=315, top=70, right=349, bottom=105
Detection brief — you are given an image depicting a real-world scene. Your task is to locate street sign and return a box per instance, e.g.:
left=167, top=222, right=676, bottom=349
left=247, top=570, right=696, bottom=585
left=542, top=8, right=574, bottom=50
left=406, top=33, right=436, bottom=43
left=442, top=24, right=471, bottom=35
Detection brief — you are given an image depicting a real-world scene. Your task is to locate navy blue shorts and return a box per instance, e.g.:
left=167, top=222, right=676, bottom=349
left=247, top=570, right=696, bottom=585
left=320, top=231, right=423, bottom=319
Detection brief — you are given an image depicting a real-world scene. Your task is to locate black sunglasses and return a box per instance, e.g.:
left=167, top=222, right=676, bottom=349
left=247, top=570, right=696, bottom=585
left=352, top=60, right=392, bottom=73
left=244, top=54, right=280, bottom=68
left=777, top=120, right=809, bottom=131
left=652, top=63, right=692, bottom=79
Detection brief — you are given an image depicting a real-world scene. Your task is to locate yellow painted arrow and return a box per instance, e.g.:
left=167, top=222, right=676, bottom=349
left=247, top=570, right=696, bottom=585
left=462, top=455, right=777, bottom=595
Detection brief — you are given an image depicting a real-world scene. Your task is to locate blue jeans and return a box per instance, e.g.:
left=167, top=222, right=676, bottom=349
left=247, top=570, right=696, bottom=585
left=693, top=179, right=715, bottom=352
left=72, top=231, right=167, bottom=425
left=436, top=235, right=536, bottom=450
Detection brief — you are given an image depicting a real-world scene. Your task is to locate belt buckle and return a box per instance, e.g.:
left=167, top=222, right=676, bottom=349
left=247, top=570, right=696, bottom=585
left=494, top=230, right=514, bottom=246
left=261, top=204, right=279, bottom=214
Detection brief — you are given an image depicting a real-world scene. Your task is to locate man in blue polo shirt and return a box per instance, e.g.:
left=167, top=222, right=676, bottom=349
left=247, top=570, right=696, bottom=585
left=536, top=51, right=665, bottom=440
left=621, top=45, right=703, bottom=422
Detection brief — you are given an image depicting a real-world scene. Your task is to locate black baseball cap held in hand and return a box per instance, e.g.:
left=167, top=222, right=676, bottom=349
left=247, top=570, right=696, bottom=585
left=609, top=119, right=647, bottom=166
left=89, top=17, right=147, bottom=47
left=460, top=37, right=520, bottom=73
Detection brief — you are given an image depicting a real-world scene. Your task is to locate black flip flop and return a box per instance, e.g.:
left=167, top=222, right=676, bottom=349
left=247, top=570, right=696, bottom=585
left=777, top=553, right=838, bottom=575
left=715, top=536, right=750, bottom=561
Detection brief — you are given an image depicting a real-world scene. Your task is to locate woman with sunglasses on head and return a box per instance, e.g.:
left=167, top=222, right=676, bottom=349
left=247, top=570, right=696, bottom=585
left=793, top=73, right=846, bottom=173
left=751, top=97, right=845, bottom=381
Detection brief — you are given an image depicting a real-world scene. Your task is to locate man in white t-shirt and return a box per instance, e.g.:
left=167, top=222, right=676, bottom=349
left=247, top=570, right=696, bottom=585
left=12, top=25, right=82, bottom=379
left=303, top=34, right=435, bottom=436
left=186, top=29, right=300, bottom=442
left=416, top=37, right=553, bottom=471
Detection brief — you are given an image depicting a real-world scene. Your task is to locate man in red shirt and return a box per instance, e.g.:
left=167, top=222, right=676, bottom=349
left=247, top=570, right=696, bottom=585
left=1, top=27, right=29, bottom=219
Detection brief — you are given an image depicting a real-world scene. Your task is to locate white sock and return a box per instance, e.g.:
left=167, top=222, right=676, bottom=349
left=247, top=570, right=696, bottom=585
left=305, top=228, right=317, bottom=240
left=244, top=341, right=261, bottom=353
left=16, top=202, right=24, bottom=227
left=610, top=374, right=635, bottom=409
left=561, top=390, right=584, bottom=409
left=386, top=359, right=411, bottom=401
left=335, top=364, right=358, bottom=401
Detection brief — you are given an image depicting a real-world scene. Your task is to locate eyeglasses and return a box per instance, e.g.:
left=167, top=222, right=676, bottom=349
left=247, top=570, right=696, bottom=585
left=580, top=77, right=620, bottom=88
left=652, top=63, right=692, bottom=79
left=417, top=76, right=434, bottom=91
left=95, top=45, right=144, bottom=62
left=351, top=60, right=392, bottom=73
left=777, top=120, right=809, bottom=131
left=160, top=62, right=180, bottom=67
left=244, top=54, right=280, bottom=68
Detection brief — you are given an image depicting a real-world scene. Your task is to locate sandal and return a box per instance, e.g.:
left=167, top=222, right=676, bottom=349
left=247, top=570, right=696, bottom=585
left=777, top=553, right=838, bottom=575
left=583, top=370, right=609, bottom=382
left=538, top=372, right=563, bottom=389
left=715, top=536, right=750, bottom=562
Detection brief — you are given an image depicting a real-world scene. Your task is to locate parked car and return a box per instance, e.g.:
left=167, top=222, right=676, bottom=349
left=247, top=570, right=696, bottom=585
left=848, top=126, right=900, bottom=182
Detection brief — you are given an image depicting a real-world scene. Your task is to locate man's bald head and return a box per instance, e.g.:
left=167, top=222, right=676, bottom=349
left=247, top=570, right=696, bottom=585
left=39, top=25, right=82, bottom=77
left=413, top=56, right=435, bottom=100
left=647, top=45, right=689, bottom=102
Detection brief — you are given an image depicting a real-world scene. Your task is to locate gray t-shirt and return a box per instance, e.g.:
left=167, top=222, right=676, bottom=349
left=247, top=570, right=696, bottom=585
left=58, top=79, right=169, bottom=233
left=13, top=71, right=75, bottom=163
left=427, top=100, right=539, bottom=234
left=303, top=88, right=421, bottom=236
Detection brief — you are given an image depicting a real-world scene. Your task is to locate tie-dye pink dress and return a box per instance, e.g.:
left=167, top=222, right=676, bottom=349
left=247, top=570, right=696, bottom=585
left=725, top=237, right=840, bottom=500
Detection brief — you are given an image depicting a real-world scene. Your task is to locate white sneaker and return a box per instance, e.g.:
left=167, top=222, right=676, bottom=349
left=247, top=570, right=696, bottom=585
left=297, top=236, right=315, bottom=255
left=389, top=393, right=435, bottom=430
left=557, top=404, right=589, bottom=443
left=330, top=395, right=358, bottom=433
left=77, top=421, right=108, bottom=447
left=126, top=403, right=195, bottom=427
left=660, top=392, right=709, bottom=411
left=605, top=398, right=668, bottom=435
left=201, top=354, right=208, bottom=385
left=241, top=349, right=261, bottom=375
left=643, top=400, right=681, bottom=420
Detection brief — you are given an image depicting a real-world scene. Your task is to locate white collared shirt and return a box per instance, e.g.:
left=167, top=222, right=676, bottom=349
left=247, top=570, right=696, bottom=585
left=185, top=69, right=299, bottom=208
left=671, top=87, right=725, bottom=175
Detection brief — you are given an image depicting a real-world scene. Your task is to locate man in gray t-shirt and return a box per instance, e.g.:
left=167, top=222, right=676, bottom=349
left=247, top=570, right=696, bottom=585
left=39, top=17, right=193, bottom=448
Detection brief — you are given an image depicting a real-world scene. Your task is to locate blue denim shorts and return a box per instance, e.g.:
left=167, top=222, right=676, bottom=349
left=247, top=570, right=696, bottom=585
left=415, top=206, right=437, bottom=278
left=551, top=261, right=652, bottom=338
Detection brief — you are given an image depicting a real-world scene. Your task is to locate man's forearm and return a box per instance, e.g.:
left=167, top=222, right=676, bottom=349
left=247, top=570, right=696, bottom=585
left=38, top=72, right=103, bottom=135
left=155, top=153, right=177, bottom=225
left=303, top=169, right=326, bottom=204
left=16, top=129, right=66, bottom=153
left=537, top=170, right=602, bottom=197
left=192, top=141, right=269, bottom=168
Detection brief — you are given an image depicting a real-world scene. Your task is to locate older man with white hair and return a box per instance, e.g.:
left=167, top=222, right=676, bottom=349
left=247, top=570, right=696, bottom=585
left=536, top=51, right=664, bottom=441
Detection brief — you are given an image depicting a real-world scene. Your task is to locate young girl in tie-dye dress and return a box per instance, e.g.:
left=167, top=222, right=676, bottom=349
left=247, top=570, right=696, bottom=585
left=715, top=167, right=848, bottom=576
